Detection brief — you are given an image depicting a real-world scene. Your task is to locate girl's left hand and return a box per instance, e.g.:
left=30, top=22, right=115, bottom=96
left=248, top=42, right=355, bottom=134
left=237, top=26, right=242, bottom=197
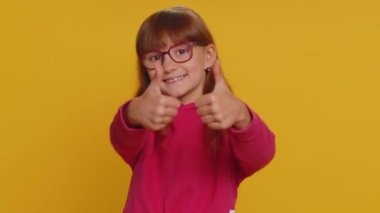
left=195, top=59, right=251, bottom=130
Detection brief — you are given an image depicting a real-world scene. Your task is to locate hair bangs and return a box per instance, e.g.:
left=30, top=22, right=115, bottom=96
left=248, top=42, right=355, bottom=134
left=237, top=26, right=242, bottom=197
left=137, top=7, right=212, bottom=57
left=135, top=6, right=216, bottom=97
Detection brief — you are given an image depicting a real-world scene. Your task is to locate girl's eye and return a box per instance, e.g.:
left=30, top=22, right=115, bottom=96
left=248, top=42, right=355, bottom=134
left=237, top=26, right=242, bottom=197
left=147, top=53, right=162, bottom=62
left=174, top=48, right=189, bottom=55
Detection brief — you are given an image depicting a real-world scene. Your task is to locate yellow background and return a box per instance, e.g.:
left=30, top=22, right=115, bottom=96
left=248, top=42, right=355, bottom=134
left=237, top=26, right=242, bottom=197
left=1, top=0, right=379, bottom=212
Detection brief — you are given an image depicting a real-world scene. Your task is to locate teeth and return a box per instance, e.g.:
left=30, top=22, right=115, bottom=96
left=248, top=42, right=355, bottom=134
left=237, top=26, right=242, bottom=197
left=164, top=75, right=186, bottom=84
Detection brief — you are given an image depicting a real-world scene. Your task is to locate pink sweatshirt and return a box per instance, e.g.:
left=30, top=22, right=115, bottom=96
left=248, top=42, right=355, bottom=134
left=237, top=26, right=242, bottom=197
left=110, top=102, right=275, bottom=213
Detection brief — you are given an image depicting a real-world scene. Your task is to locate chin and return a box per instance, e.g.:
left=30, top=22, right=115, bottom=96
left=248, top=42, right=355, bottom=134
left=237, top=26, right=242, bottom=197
left=167, top=91, right=187, bottom=99
left=161, top=88, right=182, bottom=97
left=162, top=85, right=201, bottom=102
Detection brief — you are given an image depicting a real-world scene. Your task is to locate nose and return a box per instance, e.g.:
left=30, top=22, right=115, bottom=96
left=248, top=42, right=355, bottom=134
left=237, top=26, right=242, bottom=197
left=161, top=53, right=176, bottom=73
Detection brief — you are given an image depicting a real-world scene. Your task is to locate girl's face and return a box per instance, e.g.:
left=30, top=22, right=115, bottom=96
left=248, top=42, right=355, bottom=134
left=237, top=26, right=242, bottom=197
left=145, top=39, right=216, bottom=104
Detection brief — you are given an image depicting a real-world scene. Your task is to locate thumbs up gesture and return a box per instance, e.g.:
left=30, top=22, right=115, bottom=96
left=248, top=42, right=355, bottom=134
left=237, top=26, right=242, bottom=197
left=195, top=59, right=251, bottom=130
left=126, top=65, right=181, bottom=131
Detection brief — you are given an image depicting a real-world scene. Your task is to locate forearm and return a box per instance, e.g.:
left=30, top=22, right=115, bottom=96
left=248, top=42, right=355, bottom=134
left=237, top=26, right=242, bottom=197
left=229, top=108, right=276, bottom=178
left=110, top=101, right=149, bottom=168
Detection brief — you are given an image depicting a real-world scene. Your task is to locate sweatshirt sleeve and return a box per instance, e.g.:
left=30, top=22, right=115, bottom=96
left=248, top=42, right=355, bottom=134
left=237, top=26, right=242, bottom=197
left=228, top=105, right=276, bottom=182
left=109, top=101, right=149, bottom=169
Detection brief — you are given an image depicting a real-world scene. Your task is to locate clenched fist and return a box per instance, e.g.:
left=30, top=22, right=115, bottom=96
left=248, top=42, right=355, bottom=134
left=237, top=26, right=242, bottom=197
left=195, top=59, right=251, bottom=130
left=126, top=65, right=181, bottom=131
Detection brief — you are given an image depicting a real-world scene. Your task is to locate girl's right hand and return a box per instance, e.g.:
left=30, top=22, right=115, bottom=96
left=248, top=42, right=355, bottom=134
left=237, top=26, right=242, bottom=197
left=125, top=65, right=181, bottom=131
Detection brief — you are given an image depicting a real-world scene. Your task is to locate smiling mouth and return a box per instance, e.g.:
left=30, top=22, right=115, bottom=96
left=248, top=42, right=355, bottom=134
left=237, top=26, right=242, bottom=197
left=163, top=74, right=187, bottom=84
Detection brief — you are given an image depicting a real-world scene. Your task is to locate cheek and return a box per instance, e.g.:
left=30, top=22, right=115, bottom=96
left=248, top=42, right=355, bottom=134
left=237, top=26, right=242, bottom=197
left=147, top=71, right=154, bottom=80
left=192, top=49, right=208, bottom=68
left=188, top=68, right=206, bottom=86
left=186, top=56, right=207, bottom=75
left=186, top=65, right=205, bottom=79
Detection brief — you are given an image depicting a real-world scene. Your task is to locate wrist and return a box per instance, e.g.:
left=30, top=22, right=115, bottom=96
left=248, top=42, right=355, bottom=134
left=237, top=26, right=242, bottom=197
left=124, top=98, right=143, bottom=128
left=233, top=102, right=251, bottom=129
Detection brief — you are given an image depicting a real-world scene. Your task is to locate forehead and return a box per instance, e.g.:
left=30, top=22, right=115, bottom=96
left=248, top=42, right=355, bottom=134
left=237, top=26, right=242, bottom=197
left=145, top=32, right=189, bottom=52
left=155, top=37, right=176, bottom=50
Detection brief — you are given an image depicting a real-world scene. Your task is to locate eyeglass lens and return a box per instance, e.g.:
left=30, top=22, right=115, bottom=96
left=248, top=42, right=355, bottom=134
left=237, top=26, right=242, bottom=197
left=143, top=42, right=193, bottom=68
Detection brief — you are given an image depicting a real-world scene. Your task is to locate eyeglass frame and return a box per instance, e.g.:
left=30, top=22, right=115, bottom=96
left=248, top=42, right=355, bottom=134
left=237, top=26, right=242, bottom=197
left=141, top=41, right=195, bottom=69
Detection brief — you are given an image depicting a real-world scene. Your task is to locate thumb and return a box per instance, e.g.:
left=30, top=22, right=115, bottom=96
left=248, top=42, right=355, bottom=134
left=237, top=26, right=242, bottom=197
left=211, top=59, right=227, bottom=88
left=149, top=64, right=164, bottom=91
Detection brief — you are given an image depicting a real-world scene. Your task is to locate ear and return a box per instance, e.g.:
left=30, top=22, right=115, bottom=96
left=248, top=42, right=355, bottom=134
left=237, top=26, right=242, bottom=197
left=203, top=44, right=217, bottom=68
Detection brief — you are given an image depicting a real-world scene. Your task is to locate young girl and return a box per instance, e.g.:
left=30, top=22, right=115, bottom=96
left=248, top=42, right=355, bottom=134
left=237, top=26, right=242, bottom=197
left=110, top=6, right=275, bottom=213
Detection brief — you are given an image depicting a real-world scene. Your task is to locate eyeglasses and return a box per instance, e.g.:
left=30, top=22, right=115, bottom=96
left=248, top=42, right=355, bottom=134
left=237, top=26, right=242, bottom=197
left=142, top=42, right=194, bottom=69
